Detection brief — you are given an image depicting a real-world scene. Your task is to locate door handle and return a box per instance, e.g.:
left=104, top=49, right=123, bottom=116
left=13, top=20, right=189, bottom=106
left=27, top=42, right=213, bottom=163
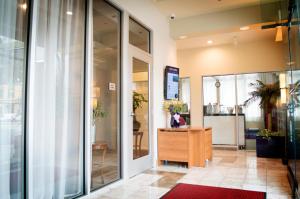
left=130, top=112, right=135, bottom=117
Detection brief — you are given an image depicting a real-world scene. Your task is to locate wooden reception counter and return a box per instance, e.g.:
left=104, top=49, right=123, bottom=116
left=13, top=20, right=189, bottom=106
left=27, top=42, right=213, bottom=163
left=157, top=127, right=212, bottom=168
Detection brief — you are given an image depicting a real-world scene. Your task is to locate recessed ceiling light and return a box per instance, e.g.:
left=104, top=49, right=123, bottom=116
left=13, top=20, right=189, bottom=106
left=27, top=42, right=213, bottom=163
left=66, top=11, right=73, bottom=15
left=240, top=26, right=250, bottom=31
left=207, top=40, right=213, bottom=44
left=179, top=35, right=187, bottom=39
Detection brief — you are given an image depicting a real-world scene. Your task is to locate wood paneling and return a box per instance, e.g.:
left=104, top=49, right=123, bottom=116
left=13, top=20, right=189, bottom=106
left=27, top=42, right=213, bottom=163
left=157, top=127, right=212, bottom=168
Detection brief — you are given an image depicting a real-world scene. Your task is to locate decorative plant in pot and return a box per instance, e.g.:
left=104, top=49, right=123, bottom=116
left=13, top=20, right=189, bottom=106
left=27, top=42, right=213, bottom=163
left=244, top=80, right=283, bottom=158
left=163, top=100, right=184, bottom=128
left=133, top=91, right=147, bottom=131
left=92, top=101, right=106, bottom=143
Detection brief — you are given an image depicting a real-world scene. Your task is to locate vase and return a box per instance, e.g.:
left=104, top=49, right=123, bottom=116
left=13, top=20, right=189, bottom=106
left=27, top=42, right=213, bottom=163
left=91, top=124, right=96, bottom=143
left=166, top=113, right=172, bottom=128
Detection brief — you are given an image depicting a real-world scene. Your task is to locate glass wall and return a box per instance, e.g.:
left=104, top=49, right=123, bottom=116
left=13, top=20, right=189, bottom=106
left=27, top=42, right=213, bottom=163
left=203, top=75, right=236, bottom=113
left=90, top=0, right=121, bottom=190
left=28, top=0, right=85, bottom=198
left=203, top=72, right=280, bottom=148
left=286, top=0, right=300, bottom=197
left=0, top=1, right=29, bottom=198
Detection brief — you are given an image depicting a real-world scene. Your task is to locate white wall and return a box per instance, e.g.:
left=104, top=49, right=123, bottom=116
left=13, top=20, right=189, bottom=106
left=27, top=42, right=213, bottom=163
left=178, top=40, right=286, bottom=126
left=109, top=0, right=177, bottom=176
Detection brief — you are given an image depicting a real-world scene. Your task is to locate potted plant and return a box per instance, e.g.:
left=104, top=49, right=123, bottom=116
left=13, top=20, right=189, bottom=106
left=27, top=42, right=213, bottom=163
left=163, top=100, right=184, bottom=128
left=244, top=80, right=283, bottom=157
left=133, top=91, right=147, bottom=131
left=256, top=129, right=285, bottom=158
left=92, top=101, right=106, bottom=143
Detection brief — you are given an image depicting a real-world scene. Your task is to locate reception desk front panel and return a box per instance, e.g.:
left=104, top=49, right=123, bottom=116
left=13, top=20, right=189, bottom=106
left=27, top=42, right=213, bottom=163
left=157, top=128, right=212, bottom=168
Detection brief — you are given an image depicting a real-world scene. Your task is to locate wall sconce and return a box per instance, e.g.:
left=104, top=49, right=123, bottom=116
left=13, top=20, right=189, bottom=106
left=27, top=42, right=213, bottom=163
left=279, top=73, right=287, bottom=104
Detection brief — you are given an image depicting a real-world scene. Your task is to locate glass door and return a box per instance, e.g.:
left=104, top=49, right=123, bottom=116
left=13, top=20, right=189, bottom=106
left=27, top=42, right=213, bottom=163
left=128, top=45, right=152, bottom=177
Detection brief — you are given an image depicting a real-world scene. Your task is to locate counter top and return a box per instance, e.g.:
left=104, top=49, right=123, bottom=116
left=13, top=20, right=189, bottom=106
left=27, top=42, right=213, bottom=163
left=204, top=113, right=245, bottom=116
left=158, top=127, right=212, bottom=132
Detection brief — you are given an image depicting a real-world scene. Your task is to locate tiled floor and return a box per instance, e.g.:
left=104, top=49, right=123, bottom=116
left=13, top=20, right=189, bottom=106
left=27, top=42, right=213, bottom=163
left=91, top=150, right=291, bottom=199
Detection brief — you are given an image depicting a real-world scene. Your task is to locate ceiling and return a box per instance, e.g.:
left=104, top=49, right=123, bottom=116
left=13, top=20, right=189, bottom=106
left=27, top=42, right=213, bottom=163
left=176, top=27, right=285, bottom=49
left=153, top=0, right=261, bottom=19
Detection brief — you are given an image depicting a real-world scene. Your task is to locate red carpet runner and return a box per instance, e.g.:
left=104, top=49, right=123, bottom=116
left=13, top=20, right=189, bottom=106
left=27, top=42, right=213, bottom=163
left=161, top=183, right=266, bottom=199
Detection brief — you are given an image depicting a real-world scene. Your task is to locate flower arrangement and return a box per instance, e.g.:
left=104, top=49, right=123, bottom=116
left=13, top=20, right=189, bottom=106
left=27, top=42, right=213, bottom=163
left=163, top=100, right=184, bottom=113
left=93, top=101, right=106, bottom=125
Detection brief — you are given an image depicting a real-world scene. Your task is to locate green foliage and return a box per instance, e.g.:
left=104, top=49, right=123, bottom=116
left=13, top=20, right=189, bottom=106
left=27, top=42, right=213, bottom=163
left=257, top=129, right=284, bottom=140
left=133, top=91, right=147, bottom=113
left=163, top=100, right=184, bottom=113
left=244, top=80, right=280, bottom=113
left=93, top=101, right=106, bottom=125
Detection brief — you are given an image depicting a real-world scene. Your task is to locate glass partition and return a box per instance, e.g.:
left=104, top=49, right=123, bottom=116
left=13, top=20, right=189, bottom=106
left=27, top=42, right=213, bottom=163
left=203, top=75, right=236, bottom=114
left=90, top=0, right=121, bottom=190
left=28, top=0, right=85, bottom=198
left=237, top=72, right=279, bottom=150
left=0, top=1, right=29, bottom=198
left=129, top=18, right=151, bottom=53
left=203, top=72, right=281, bottom=148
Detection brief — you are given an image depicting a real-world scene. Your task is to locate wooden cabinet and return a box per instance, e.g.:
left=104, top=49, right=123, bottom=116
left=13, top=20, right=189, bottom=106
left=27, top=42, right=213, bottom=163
left=157, top=128, right=212, bottom=168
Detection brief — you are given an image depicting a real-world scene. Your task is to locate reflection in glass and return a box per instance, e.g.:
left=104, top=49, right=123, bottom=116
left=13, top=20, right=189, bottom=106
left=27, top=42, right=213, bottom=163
left=286, top=0, right=300, bottom=191
left=91, top=0, right=121, bottom=190
left=28, top=0, right=85, bottom=198
left=132, top=58, right=149, bottom=159
left=0, top=1, right=28, bottom=198
left=129, top=18, right=151, bottom=53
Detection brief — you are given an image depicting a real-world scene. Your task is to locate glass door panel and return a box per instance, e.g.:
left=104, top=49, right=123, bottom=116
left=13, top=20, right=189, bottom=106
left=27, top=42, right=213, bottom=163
left=132, top=58, right=149, bottom=159
left=0, top=1, right=29, bottom=198
left=90, top=0, right=121, bottom=190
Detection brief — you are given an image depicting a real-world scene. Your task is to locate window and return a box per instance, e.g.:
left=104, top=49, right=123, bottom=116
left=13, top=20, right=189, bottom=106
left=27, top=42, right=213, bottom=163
left=0, top=1, right=29, bottom=198
left=129, top=18, right=151, bottom=53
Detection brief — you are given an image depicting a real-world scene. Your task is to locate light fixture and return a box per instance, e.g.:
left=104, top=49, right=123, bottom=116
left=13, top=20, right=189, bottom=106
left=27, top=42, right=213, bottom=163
left=66, top=11, right=73, bottom=15
left=20, top=3, right=27, bottom=10
left=207, top=40, right=213, bottom=44
left=179, top=35, right=187, bottom=39
left=280, top=89, right=287, bottom=104
left=279, top=73, right=286, bottom=89
left=275, top=26, right=283, bottom=42
left=279, top=73, right=287, bottom=104
left=240, top=26, right=250, bottom=31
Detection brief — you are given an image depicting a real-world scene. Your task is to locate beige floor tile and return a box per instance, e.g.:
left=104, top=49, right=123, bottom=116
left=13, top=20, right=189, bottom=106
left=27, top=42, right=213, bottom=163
left=92, top=149, right=291, bottom=199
